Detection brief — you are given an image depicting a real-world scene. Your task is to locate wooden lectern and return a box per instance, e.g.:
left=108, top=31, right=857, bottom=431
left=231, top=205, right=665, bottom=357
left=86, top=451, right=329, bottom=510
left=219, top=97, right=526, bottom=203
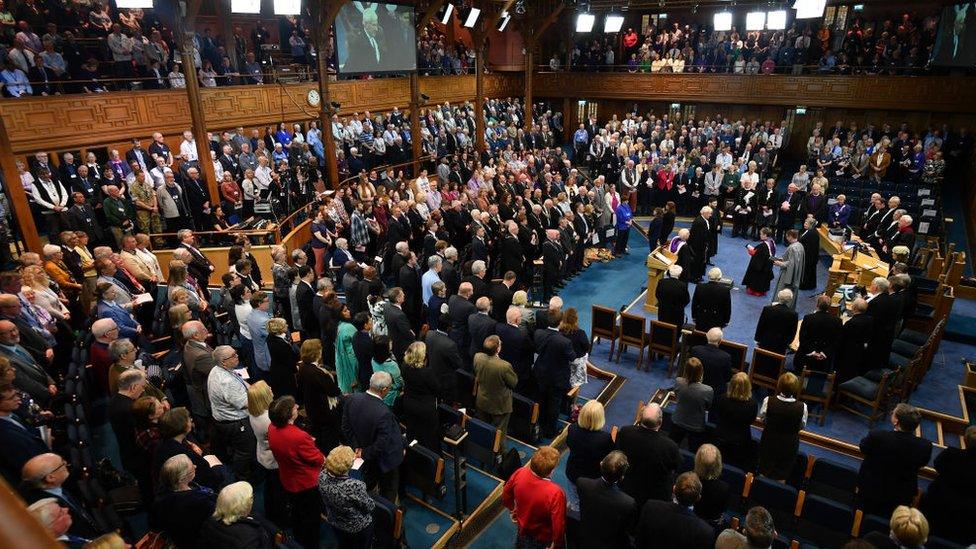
left=645, top=246, right=676, bottom=312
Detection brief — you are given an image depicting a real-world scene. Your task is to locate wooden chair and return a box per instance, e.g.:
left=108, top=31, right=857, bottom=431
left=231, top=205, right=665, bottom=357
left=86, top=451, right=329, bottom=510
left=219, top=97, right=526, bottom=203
left=836, top=370, right=892, bottom=426
left=591, top=305, right=620, bottom=358
left=800, top=368, right=836, bottom=426
left=720, top=340, right=750, bottom=373
left=648, top=320, right=680, bottom=376
left=750, top=347, right=786, bottom=393
left=616, top=312, right=650, bottom=370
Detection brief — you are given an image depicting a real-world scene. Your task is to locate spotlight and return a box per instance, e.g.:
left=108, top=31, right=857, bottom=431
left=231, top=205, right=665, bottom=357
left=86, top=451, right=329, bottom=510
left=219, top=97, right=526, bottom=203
left=576, top=13, right=596, bottom=32
left=746, top=11, right=766, bottom=30
left=498, top=11, right=511, bottom=31
left=440, top=3, right=454, bottom=25
left=766, top=9, right=787, bottom=29
left=230, top=0, right=260, bottom=13
left=692, top=4, right=699, bottom=14
left=273, top=0, right=300, bottom=15
left=713, top=11, right=732, bottom=31
left=604, top=14, right=624, bottom=33
left=463, top=7, right=481, bottom=28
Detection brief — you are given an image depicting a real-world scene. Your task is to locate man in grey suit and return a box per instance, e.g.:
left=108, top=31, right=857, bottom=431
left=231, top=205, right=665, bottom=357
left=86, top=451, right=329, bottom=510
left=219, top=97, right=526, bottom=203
left=0, top=320, right=56, bottom=407
left=182, top=320, right=216, bottom=430
left=773, top=229, right=805, bottom=310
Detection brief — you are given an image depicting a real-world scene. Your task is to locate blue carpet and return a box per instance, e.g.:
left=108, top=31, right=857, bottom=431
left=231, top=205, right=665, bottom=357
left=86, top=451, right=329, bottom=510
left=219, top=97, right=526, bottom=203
left=401, top=496, right=459, bottom=547
left=943, top=178, right=973, bottom=277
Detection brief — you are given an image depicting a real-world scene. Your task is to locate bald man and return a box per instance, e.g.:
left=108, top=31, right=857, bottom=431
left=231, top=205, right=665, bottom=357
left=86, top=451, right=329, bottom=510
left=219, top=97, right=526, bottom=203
left=542, top=229, right=565, bottom=300
left=467, top=296, right=498, bottom=358
left=615, top=403, right=681, bottom=507
left=0, top=319, right=56, bottom=407
left=21, top=453, right=99, bottom=538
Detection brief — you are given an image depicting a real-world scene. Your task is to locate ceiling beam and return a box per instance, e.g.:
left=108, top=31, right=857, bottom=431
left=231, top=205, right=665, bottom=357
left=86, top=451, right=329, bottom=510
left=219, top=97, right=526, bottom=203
left=483, top=0, right=517, bottom=32
left=532, top=3, right=565, bottom=44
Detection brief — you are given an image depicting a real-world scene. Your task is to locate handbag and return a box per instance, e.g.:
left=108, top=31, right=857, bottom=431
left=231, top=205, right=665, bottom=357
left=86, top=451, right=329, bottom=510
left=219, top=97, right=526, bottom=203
left=498, top=447, right=522, bottom=482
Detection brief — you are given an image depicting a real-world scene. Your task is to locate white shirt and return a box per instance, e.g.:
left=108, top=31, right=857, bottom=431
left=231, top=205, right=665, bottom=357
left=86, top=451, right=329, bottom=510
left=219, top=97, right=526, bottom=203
left=254, top=166, right=272, bottom=190
left=249, top=411, right=278, bottom=469
left=180, top=139, right=198, bottom=161
left=31, top=178, right=67, bottom=210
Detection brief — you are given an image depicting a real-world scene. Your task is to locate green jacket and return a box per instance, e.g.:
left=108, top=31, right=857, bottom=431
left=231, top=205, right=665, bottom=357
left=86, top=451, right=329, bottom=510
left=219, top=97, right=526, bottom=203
left=103, top=196, right=134, bottom=228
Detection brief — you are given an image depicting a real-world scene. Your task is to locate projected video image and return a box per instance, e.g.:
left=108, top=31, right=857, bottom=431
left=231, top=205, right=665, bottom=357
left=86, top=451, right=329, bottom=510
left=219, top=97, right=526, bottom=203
left=335, top=2, right=417, bottom=74
left=933, top=2, right=976, bottom=66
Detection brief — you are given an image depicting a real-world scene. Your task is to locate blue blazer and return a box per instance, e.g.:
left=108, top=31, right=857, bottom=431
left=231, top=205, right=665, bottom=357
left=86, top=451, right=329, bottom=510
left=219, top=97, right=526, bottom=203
left=246, top=309, right=271, bottom=371
left=533, top=328, right=576, bottom=391
left=0, top=414, right=48, bottom=484
left=97, top=300, right=140, bottom=340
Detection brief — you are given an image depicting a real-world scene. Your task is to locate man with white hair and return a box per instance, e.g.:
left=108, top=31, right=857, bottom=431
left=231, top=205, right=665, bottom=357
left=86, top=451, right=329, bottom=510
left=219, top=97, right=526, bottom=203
left=692, top=267, right=731, bottom=331
left=28, top=497, right=84, bottom=545
left=541, top=229, right=565, bottom=301
left=341, top=371, right=404, bottom=503
left=688, top=206, right=712, bottom=282
left=690, top=327, right=733, bottom=395
left=880, top=214, right=915, bottom=259
left=499, top=221, right=525, bottom=285
left=182, top=320, right=215, bottom=423
left=615, top=402, right=680, bottom=508
left=865, top=276, right=899, bottom=371
left=773, top=230, right=804, bottom=310
left=462, top=259, right=489, bottom=301
left=754, top=289, right=799, bottom=355
left=656, top=264, right=690, bottom=328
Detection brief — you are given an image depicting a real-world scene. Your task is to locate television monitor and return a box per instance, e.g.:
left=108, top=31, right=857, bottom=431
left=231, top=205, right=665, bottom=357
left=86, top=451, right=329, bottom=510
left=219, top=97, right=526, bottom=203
left=933, top=2, right=976, bottom=66
left=335, top=2, right=416, bottom=74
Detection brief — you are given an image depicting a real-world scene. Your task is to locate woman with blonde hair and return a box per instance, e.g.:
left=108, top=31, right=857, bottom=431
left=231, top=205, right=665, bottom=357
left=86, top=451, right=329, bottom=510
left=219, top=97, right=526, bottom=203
left=246, top=380, right=286, bottom=526
left=511, top=290, right=535, bottom=329
left=401, top=340, right=441, bottom=451
left=757, top=372, right=807, bottom=480
left=693, top=443, right=730, bottom=526
left=297, top=338, right=341, bottom=453
left=200, top=481, right=280, bottom=547
left=712, top=371, right=758, bottom=469
left=319, top=445, right=375, bottom=547
left=566, top=400, right=614, bottom=485
left=864, top=506, right=929, bottom=549
left=21, top=265, right=69, bottom=322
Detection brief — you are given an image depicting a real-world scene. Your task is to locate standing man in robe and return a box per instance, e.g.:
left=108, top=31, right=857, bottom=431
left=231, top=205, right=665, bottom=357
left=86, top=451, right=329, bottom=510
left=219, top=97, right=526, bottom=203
left=798, top=218, right=821, bottom=291
left=688, top=206, right=712, bottom=283
left=773, top=230, right=804, bottom=310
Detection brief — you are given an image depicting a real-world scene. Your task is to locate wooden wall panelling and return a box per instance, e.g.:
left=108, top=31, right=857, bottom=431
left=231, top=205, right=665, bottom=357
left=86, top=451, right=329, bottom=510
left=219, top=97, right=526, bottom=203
left=0, top=75, right=524, bottom=154
left=532, top=73, right=976, bottom=113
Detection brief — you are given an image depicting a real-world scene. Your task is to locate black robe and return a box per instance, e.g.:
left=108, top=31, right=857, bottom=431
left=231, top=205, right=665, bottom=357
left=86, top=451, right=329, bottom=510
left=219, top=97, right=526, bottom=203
left=742, top=239, right=775, bottom=294
left=688, top=216, right=710, bottom=280
left=798, top=227, right=820, bottom=290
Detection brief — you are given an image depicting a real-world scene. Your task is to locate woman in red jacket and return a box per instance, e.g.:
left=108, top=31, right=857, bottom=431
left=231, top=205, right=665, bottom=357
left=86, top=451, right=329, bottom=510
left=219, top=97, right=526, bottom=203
left=267, top=395, right=326, bottom=549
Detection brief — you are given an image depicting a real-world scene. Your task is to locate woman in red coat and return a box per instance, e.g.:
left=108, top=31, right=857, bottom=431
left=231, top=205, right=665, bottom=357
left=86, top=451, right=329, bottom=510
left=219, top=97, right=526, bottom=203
left=267, top=395, right=326, bottom=549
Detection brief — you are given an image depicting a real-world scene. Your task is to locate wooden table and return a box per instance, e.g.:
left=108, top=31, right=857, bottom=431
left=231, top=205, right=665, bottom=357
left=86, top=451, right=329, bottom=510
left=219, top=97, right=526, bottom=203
left=818, top=226, right=889, bottom=291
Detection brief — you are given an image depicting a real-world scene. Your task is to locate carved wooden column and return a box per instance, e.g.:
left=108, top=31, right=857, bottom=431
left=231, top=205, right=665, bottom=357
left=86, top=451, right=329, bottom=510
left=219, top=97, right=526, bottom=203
left=524, top=46, right=534, bottom=127
left=0, top=114, right=40, bottom=252
left=313, top=0, right=348, bottom=189
left=410, top=71, right=422, bottom=175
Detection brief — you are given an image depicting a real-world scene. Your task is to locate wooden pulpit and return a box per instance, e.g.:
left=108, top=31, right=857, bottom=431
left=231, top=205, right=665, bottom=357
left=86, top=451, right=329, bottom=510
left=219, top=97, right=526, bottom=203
left=644, top=246, right=675, bottom=312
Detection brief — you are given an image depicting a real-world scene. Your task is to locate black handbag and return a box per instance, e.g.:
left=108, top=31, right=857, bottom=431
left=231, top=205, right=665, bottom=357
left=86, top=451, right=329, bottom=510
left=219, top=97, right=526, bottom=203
left=498, top=447, right=522, bottom=482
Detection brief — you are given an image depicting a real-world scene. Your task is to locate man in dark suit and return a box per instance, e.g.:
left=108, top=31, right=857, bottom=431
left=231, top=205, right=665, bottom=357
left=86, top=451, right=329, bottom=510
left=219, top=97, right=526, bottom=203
left=834, top=298, right=874, bottom=384
left=754, top=290, right=799, bottom=355
left=0, top=385, right=48, bottom=485
left=920, top=426, right=976, bottom=544
left=460, top=261, right=489, bottom=302
left=794, top=295, right=843, bottom=373
left=177, top=229, right=214, bottom=288
left=20, top=453, right=100, bottom=539
left=688, top=206, right=713, bottom=281
left=295, top=266, right=318, bottom=340
left=0, top=320, right=55, bottom=408
left=635, top=471, right=716, bottom=548
left=487, top=272, right=516, bottom=322
left=616, top=403, right=680, bottom=508
left=447, top=283, right=477, bottom=364
left=341, top=372, right=405, bottom=503
left=499, top=223, right=525, bottom=285
left=397, top=252, right=422, bottom=332
left=467, top=297, right=498, bottom=359
left=533, top=309, right=575, bottom=438
left=180, top=167, right=213, bottom=231
left=382, top=288, right=415, bottom=362
left=577, top=451, right=638, bottom=549
left=541, top=229, right=565, bottom=301
left=425, top=314, right=463, bottom=404
left=496, top=307, right=534, bottom=393
left=865, top=277, right=900, bottom=371
left=857, top=403, right=932, bottom=517
left=691, top=267, right=731, bottom=331
left=690, top=328, right=733, bottom=396
left=656, top=265, right=690, bottom=328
